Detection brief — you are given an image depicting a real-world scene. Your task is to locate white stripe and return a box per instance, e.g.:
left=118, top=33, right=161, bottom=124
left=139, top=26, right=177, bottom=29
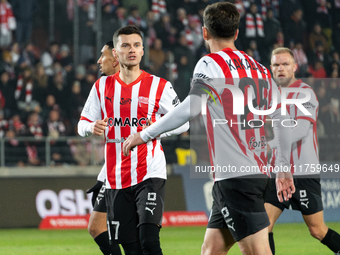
left=98, top=77, right=109, bottom=187
left=145, top=76, right=159, bottom=177
left=114, top=82, right=122, bottom=189
left=130, top=82, right=141, bottom=186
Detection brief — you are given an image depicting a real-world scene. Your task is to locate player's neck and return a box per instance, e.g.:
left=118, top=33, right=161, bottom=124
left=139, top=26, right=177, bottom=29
left=287, top=77, right=297, bottom=87
left=209, top=40, right=237, bottom=53
left=119, top=65, right=142, bottom=84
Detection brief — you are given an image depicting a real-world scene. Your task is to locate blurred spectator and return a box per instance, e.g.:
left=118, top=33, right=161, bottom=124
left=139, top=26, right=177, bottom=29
left=121, top=0, right=149, bottom=17
left=309, top=60, right=327, bottom=78
left=309, top=23, right=329, bottom=53
left=151, top=0, right=167, bottom=21
left=115, top=6, right=127, bottom=27
left=4, top=127, right=27, bottom=166
left=184, top=15, right=203, bottom=55
left=68, top=80, right=85, bottom=131
left=15, top=67, right=41, bottom=118
left=315, top=0, right=331, bottom=30
left=0, top=71, right=17, bottom=118
left=292, top=43, right=308, bottom=77
left=148, top=38, right=166, bottom=77
left=44, top=109, right=75, bottom=165
left=9, top=42, right=20, bottom=65
left=18, top=43, right=40, bottom=70
left=11, top=0, right=38, bottom=46
left=264, top=8, right=282, bottom=50
left=0, top=0, right=16, bottom=48
left=126, top=5, right=148, bottom=34
left=173, top=33, right=194, bottom=70
left=145, top=11, right=157, bottom=47
left=0, top=50, right=15, bottom=78
left=25, top=111, right=43, bottom=166
left=249, top=40, right=261, bottom=62
left=79, top=3, right=95, bottom=64
left=283, top=8, right=306, bottom=47
left=327, top=50, right=340, bottom=76
left=0, top=110, right=8, bottom=137
left=40, top=41, right=60, bottom=76
left=33, top=62, right=49, bottom=107
left=8, top=114, right=26, bottom=136
left=41, top=94, right=59, bottom=121
left=173, top=8, right=188, bottom=37
left=154, top=13, right=177, bottom=50
left=174, top=55, right=191, bottom=102
left=101, top=3, right=121, bottom=43
left=331, top=0, right=340, bottom=53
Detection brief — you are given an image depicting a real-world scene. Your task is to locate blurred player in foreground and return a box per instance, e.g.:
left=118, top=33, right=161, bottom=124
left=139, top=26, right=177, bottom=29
left=86, top=41, right=120, bottom=254
left=123, top=3, right=294, bottom=255
left=265, top=47, right=340, bottom=255
left=78, top=25, right=189, bottom=255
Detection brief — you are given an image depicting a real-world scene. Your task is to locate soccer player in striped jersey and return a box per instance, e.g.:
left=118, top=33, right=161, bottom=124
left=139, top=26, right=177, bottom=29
left=123, top=3, right=295, bottom=255
left=86, top=41, right=121, bottom=255
left=265, top=47, right=340, bottom=255
left=78, top=25, right=189, bottom=255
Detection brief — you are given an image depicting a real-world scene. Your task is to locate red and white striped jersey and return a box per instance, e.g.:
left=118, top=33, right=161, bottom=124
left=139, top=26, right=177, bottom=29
left=80, top=71, right=180, bottom=189
left=271, top=80, right=319, bottom=175
left=193, top=48, right=280, bottom=180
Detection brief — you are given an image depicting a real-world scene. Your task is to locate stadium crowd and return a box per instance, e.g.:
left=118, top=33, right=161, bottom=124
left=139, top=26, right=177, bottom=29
left=1, top=0, right=340, bottom=166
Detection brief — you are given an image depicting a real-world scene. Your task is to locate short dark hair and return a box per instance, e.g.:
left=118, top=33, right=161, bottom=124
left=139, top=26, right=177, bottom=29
left=113, top=25, right=143, bottom=47
left=203, top=2, right=240, bottom=39
left=105, top=41, right=114, bottom=50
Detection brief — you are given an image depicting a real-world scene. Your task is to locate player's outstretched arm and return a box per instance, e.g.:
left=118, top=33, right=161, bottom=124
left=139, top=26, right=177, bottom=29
left=123, top=94, right=201, bottom=156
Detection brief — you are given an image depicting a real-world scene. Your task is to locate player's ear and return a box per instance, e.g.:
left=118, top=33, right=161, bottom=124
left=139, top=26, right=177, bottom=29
left=234, top=29, right=239, bottom=41
left=112, top=48, right=118, bottom=59
left=202, top=26, right=209, bottom=40
left=113, top=58, right=119, bottom=67
left=293, top=63, right=298, bottom=73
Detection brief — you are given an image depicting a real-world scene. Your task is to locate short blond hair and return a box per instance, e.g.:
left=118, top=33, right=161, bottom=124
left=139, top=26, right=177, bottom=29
left=271, top=47, right=295, bottom=63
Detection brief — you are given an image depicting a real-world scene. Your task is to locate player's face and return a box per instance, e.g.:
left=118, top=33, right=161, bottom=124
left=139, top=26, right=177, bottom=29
left=97, top=45, right=115, bottom=76
left=114, top=34, right=144, bottom=68
left=271, top=52, right=297, bottom=87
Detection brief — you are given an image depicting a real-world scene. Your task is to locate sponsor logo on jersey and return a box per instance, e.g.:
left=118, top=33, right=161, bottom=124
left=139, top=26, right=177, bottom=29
left=249, top=136, right=266, bottom=150
left=105, top=96, right=113, bottom=103
left=172, top=96, right=180, bottom=106
left=138, top=96, right=149, bottom=106
left=120, top=98, right=132, bottom=105
left=107, top=117, right=150, bottom=127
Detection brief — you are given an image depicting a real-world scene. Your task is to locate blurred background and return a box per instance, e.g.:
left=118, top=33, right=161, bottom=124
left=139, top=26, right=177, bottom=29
left=0, top=0, right=340, bottom=229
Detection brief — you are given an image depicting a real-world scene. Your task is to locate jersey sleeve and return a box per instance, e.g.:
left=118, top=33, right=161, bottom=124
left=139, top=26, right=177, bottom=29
left=189, top=56, right=223, bottom=104
left=80, top=80, right=102, bottom=123
left=157, top=81, right=180, bottom=114
left=296, top=88, right=318, bottom=124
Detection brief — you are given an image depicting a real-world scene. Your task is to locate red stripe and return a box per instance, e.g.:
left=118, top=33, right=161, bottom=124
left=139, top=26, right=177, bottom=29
left=79, top=116, right=93, bottom=122
left=94, top=78, right=104, bottom=119
left=296, top=116, right=316, bottom=124
left=119, top=82, right=133, bottom=188
left=206, top=106, right=215, bottom=162
left=104, top=76, right=117, bottom=189
left=297, top=140, right=302, bottom=159
left=152, top=78, right=167, bottom=157
left=136, top=76, right=153, bottom=183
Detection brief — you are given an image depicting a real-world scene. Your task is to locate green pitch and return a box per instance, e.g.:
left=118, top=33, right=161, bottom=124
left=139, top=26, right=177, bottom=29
left=0, top=222, right=339, bottom=254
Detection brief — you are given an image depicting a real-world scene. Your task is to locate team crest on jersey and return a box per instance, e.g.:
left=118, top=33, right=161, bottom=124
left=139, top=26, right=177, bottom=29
left=120, top=98, right=132, bottom=105
left=138, top=96, right=149, bottom=106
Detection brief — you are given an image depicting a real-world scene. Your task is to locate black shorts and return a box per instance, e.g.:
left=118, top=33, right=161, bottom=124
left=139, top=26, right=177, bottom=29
left=105, top=178, right=166, bottom=244
left=207, top=175, right=270, bottom=242
left=93, top=183, right=106, bottom=213
left=264, top=175, right=323, bottom=215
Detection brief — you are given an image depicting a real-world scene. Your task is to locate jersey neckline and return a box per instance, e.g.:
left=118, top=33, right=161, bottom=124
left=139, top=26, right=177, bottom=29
left=114, top=70, right=148, bottom=87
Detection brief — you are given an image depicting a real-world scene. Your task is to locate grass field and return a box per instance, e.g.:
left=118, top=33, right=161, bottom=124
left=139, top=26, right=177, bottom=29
left=0, top=222, right=339, bottom=255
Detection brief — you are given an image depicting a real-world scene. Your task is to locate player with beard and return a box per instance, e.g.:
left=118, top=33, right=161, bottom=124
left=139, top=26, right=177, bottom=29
left=123, top=3, right=295, bottom=255
left=265, top=47, right=340, bottom=255
left=78, top=26, right=189, bottom=255
left=86, top=40, right=121, bottom=255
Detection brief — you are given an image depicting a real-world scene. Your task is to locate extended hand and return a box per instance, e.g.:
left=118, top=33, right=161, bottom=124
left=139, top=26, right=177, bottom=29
left=276, top=171, right=295, bottom=202
left=91, top=117, right=108, bottom=136
left=123, top=132, right=145, bottom=156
